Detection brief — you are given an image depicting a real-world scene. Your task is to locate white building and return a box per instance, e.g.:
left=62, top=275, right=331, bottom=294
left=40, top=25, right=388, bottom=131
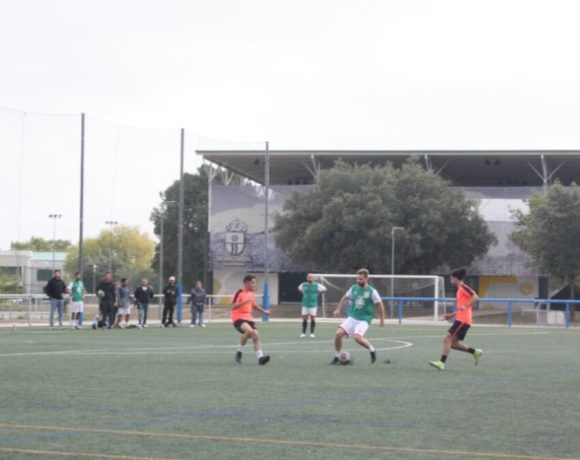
left=0, top=250, right=67, bottom=293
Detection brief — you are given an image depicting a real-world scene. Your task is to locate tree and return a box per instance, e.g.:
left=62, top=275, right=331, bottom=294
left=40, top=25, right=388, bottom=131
left=64, top=225, right=155, bottom=291
left=150, top=164, right=242, bottom=290
left=274, top=160, right=496, bottom=274
left=11, top=237, right=72, bottom=252
left=510, top=183, right=580, bottom=321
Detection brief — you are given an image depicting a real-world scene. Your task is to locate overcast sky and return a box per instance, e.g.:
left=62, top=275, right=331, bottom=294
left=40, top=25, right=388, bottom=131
left=2, top=0, right=580, bottom=249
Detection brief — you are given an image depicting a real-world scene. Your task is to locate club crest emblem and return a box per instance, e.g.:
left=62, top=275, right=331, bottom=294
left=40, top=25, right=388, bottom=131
left=225, top=219, right=248, bottom=255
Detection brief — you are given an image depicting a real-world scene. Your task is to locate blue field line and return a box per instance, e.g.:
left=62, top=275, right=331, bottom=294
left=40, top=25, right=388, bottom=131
left=2, top=366, right=580, bottom=447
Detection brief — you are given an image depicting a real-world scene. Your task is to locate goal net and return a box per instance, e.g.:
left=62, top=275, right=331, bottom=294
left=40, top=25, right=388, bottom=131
left=313, top=274, right=447, bottom=321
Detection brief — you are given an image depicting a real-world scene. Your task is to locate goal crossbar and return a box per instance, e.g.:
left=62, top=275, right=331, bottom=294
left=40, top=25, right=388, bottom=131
left=313, top=273, right=445, bottom=320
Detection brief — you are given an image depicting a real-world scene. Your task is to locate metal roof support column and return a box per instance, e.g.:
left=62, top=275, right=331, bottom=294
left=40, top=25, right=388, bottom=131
left=310, top=154, right=320, bottom=182
left=206, top=165, right=220, bottom=294
left=262, top=141, right=270, bottom=319
left=528, top=154, right=564, bottom=195
left=541, top=154, right=549, bottom=196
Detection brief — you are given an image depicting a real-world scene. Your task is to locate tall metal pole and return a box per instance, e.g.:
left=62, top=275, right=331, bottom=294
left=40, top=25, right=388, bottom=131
left=262, top=141, right=270, bottom=319
left=159, top=207, right=164, bottom=299
left=390, top=226, right=404, bottom=319
left=49, top=214, right=62, bottom=271
left=52, top=217, right=56, bottom=270
left=177, top=128, right=185, bottom=324
left=158, top=199, right=175, bottom=315
left=105, top=220, right=118, bottom=273
left=92, top=264, right=97, bottom=294
left=78, top=113, right=85, bottom=275
left=205, top=166, right=219, bottom=294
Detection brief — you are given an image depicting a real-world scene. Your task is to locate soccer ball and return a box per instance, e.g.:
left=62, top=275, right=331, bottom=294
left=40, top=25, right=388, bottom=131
left=97, top=289, right=105, bottom=298
left=339, top=351, right=352, bottom=365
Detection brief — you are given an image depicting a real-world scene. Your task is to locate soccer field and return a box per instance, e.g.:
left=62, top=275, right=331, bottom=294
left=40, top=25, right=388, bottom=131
left=0, top=322, right=579, bottom=460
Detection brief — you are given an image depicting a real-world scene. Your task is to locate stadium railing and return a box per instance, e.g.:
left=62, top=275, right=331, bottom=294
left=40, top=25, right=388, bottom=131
left=0, top=293, right=262, bottom=326
left=382, top=296, right=580, bottom=328
left=2, top=294, right=578, bottom=328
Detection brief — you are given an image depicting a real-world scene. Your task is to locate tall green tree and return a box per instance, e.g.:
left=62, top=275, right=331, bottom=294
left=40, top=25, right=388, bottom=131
left=11, top=237, right=72, bottom=252
left=64, top=226, right=155, bottom=291
left=150, top=165, right=242, bottom=290
left=510, top=183, right=580, bottom=320
left=274, top=160, right=495, bottom=274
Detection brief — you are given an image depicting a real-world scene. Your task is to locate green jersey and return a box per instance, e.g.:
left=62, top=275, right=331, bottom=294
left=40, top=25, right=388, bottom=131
left=69, top=280, right=84, bottom=302
left=347, top=284, right=382, bottom=324
left=299, top=282, right=326, bottom=308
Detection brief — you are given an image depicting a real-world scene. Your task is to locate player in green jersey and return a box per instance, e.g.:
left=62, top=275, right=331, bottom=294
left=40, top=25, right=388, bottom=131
left=332, top=269, right=385, bottom=364
left=298, top=273, right=327, bottom=338
left=67, top=272, right=85, bottom=329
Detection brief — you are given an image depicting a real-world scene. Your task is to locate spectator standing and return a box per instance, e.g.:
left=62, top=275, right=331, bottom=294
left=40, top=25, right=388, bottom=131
left=188, top=280, right=207, bottom=328
left=112, top=280, right=120, bottom=326
left=162, top=276, right=178, bottom=327
left=96, top=272, right=116, bottom=329
left=134, top=278, right=154, bottom=328
left=44, top=270, right=67, bottom=328
left=115, top=278, right=132, bottom=328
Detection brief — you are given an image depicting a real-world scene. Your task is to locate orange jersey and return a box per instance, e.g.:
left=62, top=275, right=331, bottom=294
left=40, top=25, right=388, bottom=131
left=230, top=288, right=256, bottom=322
left=456, top=283, right=476, bottom=325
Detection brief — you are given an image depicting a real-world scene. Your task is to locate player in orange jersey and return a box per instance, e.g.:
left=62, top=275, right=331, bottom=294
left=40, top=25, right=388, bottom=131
left=231, top=274, right=271, bottom=365
left=429, top=268, right=483, bottom=370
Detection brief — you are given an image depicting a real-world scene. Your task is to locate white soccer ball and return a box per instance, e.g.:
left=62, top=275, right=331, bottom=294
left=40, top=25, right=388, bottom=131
left=97, top=289, right=105, bottom=298
left=339, top=351, right=352, bottom=365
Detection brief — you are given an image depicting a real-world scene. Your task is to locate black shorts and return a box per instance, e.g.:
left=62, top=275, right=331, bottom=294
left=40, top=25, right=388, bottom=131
left=233, top=319, right=256, bottom=334
left=448, top=321, right=470, bottom=341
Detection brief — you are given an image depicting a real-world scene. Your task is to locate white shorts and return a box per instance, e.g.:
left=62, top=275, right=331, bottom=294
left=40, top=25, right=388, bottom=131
left=339, top=317, right=369, bottom=337
left=301, top=307, right=317, bottom=316
left=118, top=306, right=131, bottom=316
left=71, top=301, right=84, bottom=313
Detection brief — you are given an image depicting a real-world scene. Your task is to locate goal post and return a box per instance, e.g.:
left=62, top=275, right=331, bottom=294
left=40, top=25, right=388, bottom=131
left=313, top=274, right=447, bottom=321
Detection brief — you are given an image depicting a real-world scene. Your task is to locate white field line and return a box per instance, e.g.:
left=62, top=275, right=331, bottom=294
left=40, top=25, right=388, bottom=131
left=0, top=339, right=412, bottom=357
left=0, top=331, right=548, bottom=358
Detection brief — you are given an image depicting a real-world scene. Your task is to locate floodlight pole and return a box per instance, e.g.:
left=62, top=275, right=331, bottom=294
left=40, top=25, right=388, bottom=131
left=262, top=141, right=270, bottom=320
left=176, top=129, right=185, bottom=324
left=78, top=113, right=85, bottom=275
left=160, top=204, right=165, bottom=302
left=49, top=214, right=62, bottom=271
left=159, top=200, right=176, bottom=307
left=390, top=226, right=404, bottom=319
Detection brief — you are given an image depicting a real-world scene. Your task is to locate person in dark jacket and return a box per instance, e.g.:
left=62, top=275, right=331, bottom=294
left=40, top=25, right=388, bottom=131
left=188, top=280, right=207, bottom=328
left=162, top=276, right=178, bottom=327
left=134, top=278, right=154, bottom=328
left=44, top=270, right=67, bottom=328
left=96, top=272, right=116, bottom=328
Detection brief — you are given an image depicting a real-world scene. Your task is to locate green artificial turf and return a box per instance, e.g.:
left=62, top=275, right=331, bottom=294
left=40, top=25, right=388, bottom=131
left=0, top=322, right=579, bottom=460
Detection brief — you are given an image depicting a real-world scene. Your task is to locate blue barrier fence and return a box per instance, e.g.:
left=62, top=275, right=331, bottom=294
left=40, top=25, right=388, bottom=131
left=381, top=297, right=580, bottom=328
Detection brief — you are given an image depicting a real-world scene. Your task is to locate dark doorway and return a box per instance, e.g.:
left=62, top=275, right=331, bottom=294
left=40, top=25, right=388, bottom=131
left=279, top=272, right=308, bottom=303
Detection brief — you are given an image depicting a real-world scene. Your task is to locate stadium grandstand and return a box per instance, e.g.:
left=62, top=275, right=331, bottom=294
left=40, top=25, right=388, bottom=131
left=198, top=149, right=580, bottom=308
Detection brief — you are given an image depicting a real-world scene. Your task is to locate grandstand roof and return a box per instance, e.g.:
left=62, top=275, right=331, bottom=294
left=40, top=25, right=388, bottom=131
left=197, top=150, right=580, bottom=186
